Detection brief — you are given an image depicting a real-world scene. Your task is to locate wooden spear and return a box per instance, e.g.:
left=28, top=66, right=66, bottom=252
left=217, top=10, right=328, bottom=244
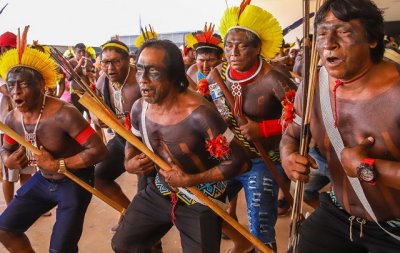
left=0, top=121, right=126, bottom=214
left=78, top=93, right=273, bottom=253
left=210, top=68, right=293, bottom=207
left=288, top=0, right=322, bottom=252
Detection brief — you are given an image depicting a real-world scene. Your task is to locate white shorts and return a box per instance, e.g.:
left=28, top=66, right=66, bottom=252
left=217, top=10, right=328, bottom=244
left=1, top=162, right=36, bottom=182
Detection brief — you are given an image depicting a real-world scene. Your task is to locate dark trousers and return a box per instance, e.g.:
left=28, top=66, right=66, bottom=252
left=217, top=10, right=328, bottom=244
left=112, top=182, right=222, bottom=253
left=298, top=192, right=400, bottom=253
left=0, top=170, right=93, bottom=253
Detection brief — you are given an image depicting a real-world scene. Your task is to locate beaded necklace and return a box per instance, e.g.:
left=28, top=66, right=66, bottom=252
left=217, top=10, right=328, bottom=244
left=225, top=56, right=263, bottom=117
left=111, top=65, right=131, bottom=119
left=21, top=95, right=46, bottom=166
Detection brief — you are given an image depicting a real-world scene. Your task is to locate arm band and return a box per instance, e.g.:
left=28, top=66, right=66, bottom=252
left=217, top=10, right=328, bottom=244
left=4, top=134, right=17, bottom=145
left=75, top=125, right=95, bottom=145
left=258, top=119, right=282, bottom=138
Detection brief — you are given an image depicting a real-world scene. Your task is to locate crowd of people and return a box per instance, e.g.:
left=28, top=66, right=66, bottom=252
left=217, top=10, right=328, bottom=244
left=0, top=0, right=399, bottom=252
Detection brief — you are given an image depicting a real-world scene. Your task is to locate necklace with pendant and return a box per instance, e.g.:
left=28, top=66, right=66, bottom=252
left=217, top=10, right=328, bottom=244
left=21, top=95, right=46, bottom=167
left=112, top=66, right=131, bottom=119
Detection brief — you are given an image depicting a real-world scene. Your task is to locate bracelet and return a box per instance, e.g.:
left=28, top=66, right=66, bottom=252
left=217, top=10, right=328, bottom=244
left=258, top=119, right=282, bottom=138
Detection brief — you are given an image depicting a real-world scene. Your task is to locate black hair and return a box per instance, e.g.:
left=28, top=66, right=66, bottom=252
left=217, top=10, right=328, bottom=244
left=314, top=0, right=384, bottom=63
left=137, top=39, right=189, bottom=92
left=101, top=39, right=130, bottom=59
left=74, top=43, right=86, bottom=50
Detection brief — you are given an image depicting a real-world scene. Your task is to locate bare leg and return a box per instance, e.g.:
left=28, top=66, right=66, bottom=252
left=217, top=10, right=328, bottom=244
left=95, top=178, right=130, bottom=209
left=305, top=197, right=320, bottom=209
left=2, top=181, right=15, bottom=205
left=227, top=195, right=238, bottom=218
left=0, top=230, right=35, bottom=253
left=221, top=221, right=253, bottom=253
left=19, top=174, right=32, bottom=186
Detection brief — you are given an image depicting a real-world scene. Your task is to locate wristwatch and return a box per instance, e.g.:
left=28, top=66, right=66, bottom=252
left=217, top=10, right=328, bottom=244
left=356, top=158, right=376, bottom=186
left=58, top=159, right=66, bottom=173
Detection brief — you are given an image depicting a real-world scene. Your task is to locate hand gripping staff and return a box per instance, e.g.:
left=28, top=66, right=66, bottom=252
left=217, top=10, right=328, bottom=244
left=0, top=121, right=126, bottom=214
left=287, top=0, right=322, bottom=252
left=78, top=92, right=274, bottom=253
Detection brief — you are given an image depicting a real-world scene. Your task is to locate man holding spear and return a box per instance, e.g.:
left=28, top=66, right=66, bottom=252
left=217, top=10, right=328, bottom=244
left=280, top=0, right=400, bottom=252
left=207, top=1, right=297, bottom=251
left=94, top=39, right=141, bottom=213
left=111, top=39, right=250, bottom=253
left=0, top=28, right=108, bottom=253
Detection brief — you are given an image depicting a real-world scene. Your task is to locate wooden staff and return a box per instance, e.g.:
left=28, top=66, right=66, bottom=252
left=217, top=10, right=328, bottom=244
left=78, top=93, right=273, bottom=253
left=210, top=68, right=293, bottom=206
left=0, top=121, right=126, bottom=214
left=288, top=1, right=322, bottom=252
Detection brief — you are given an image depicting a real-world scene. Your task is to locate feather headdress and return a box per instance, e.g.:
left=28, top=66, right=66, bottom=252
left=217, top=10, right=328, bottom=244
left=185, top=22, right=224, bottom=54
left=135, top=25, right=158, bottom=48
left=219, top=0, right=283, bottom=59
left=0, top=26, right=59, bottom=88
left=63, top=46, right=75, bottom=58
left=86, top=46, right=97, bottom=59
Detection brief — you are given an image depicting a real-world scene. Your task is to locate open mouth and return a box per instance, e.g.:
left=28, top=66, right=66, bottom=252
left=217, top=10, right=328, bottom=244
left=140, top=88, right=152, bottom=97
left=14, top=98, right=24, bottom=106
left=325, top=56, right=342, bottom=66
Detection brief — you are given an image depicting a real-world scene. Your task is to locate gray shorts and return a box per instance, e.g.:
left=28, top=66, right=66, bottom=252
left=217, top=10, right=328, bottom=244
left=1, top=162, right=36, bottom=182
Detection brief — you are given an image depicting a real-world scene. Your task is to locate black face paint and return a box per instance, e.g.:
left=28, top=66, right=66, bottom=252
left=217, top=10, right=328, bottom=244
left=136, top=64, right=165, bottom=81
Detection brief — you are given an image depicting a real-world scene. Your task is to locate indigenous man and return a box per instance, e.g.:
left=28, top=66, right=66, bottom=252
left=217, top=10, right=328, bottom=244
left=67, top=43, right=95, bottom=117
left=280, top=0, right=400, bottom=252
left=94, top=39, right=141, bottom=211
left=208, top=3, right=297, bottom=251
left=0, top=31, right=35, bottom=206
left=0, top=32, right=108, bottom=253
left=186, top=24, right=224, bottom=90
left=111, top=39, right=250, bottom=253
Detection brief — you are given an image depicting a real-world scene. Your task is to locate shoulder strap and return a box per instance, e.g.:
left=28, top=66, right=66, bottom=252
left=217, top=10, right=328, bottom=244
left=319, top=67, right=400, bottom=240
left=140, top=101, right=207, bottom=205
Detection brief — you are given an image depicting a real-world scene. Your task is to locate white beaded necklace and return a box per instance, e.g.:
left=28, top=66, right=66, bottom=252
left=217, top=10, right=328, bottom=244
left=225, top=56, right=263, bottom=117
left=21, top=95, right=46, bottom=167
left=112, top=65, right=131, bottom=119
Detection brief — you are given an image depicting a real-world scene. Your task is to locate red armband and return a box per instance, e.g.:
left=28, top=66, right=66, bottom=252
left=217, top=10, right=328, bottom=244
left=3, top=134, right=17, bottom=145
left=258, top=119, right=282, bottom=138
left=75, top=125, right=95, bottom=145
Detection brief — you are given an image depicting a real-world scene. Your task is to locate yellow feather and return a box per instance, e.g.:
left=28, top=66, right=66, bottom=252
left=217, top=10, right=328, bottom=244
left=0, top=47, right=59, bottom=89
left=185, top=33, right=197, bottom=49
left=135, top=30, right=158, bottom=48
left=219, top=5, right=283, bottom=59
left=219, top=7, right=240, bottom=40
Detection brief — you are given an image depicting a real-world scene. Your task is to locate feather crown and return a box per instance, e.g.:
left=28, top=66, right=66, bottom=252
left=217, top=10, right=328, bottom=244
left=219, top=0, right=283, bottom=59
left=185, top=23, right=224, bottom=53
left=0, top=26, right=59, bottom=89
left=135, top=25, right=158, bottom=48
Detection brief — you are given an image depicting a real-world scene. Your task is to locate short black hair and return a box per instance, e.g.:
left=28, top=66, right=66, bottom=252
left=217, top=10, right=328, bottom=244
left=315, top=0, right=384, bottom=63
left=74, top=43, right=86, bottom=51
left=137, top=39, right=189, bottom=92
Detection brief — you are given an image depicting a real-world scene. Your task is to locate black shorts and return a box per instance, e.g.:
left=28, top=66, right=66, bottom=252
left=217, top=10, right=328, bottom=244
left=111, top=182, right=222, bottom=253
left=95, top=134, right=126, bottom=181
left=298, top=192, right=400, bottom=253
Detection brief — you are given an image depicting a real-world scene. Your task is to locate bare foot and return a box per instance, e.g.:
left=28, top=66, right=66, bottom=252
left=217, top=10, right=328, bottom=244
left=42, top=211, right=52, bottom=217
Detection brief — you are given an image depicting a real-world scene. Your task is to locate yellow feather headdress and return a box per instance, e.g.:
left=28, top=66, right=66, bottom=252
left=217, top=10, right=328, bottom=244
left=63, top=46, right=75, bottom=58
left=219, top=0, right=283, bottom=59
left=135, top=25, right=158, bottom=48
left=86, top=46, right=97, bottom=59
left=185, top=22, right=224, bottom=54
left=0, top=26, right=59, bottom=89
